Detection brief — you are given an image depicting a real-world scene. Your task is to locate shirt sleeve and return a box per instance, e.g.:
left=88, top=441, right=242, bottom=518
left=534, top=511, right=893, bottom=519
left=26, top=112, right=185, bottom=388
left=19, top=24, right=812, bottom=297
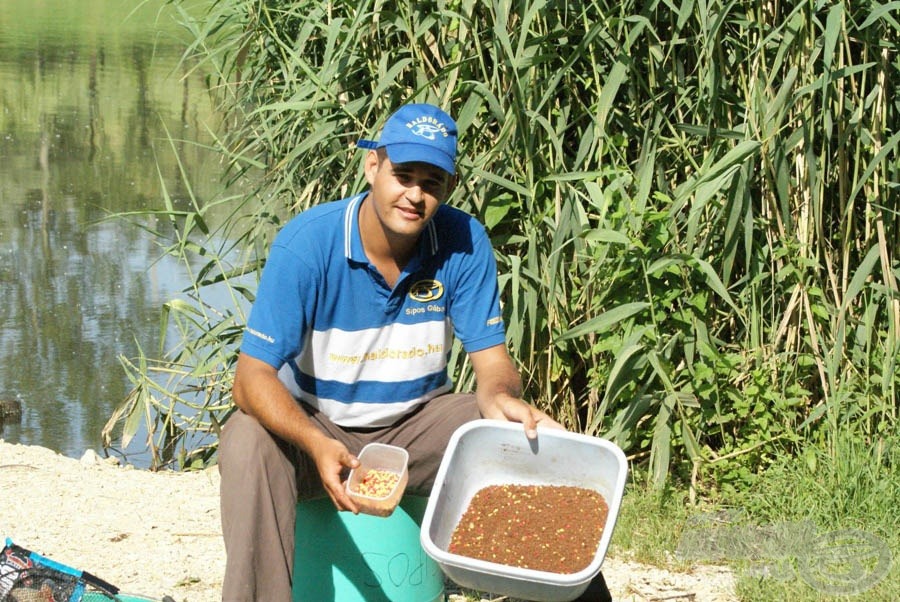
left=239, top=240, right=317, bottom=369
left=447, top=219, right=507, bottom=353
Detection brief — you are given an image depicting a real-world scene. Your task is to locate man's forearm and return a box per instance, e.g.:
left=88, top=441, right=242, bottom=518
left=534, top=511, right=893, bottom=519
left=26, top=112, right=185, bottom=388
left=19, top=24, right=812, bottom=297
left=232, top=353, right=327, bottom=454
left=469, top=345, right=524, bottom=416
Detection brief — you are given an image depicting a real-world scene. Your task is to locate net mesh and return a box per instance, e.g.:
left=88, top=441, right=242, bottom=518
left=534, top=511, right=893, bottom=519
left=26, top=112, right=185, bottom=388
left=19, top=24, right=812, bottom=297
left=1, top=542, right=121, bottom=602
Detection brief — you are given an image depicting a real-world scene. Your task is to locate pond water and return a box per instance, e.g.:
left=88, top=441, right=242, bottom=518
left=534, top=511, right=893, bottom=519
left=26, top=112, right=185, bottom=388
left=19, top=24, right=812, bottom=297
left=0, top=0, right=230, bottom=467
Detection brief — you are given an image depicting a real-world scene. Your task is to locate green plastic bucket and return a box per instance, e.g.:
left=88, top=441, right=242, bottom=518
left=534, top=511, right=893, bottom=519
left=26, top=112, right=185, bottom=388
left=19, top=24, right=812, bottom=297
left=293, top=496, right=444, bottom=602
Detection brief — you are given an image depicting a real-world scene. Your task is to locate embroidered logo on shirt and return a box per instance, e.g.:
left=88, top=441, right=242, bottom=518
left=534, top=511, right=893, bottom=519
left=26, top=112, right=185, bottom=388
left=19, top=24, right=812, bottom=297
left=409, top=279, right=444, bottom=302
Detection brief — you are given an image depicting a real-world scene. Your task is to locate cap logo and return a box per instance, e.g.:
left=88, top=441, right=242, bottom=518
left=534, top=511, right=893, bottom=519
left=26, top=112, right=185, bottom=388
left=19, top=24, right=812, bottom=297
left=407, top=116, right=450, bottom=141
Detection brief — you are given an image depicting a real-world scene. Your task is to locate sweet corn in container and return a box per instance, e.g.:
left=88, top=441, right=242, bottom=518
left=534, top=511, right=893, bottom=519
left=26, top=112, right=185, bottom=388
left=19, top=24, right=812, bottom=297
left=346, top=443, right=409, bottom=516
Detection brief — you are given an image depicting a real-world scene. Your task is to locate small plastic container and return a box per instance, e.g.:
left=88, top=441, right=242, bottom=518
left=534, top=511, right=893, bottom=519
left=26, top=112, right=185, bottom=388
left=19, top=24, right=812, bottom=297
left=346, top=443, right=409, bottom=517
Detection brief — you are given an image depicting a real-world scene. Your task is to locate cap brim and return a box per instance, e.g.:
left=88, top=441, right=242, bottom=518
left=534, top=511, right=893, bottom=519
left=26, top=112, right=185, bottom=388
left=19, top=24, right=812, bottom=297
left=385, top=143, right=455, bottom=175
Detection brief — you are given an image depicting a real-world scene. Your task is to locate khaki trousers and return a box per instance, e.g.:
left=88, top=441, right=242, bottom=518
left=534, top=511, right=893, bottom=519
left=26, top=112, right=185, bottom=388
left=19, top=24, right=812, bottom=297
left=218, top=394, right=481, bottom=602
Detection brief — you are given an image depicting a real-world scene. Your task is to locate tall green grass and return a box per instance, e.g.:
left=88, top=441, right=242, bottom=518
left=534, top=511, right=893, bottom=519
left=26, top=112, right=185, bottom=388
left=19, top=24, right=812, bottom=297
left=611, top=425, right=898, bottom=600
left=105, top=0, right=898, bottom=498
left=726, top=426, right=898, bottom=600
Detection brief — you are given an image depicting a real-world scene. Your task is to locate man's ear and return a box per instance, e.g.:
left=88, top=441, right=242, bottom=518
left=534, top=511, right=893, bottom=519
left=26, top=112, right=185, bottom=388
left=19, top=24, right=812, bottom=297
left=364, top=150, right=380, bottom=185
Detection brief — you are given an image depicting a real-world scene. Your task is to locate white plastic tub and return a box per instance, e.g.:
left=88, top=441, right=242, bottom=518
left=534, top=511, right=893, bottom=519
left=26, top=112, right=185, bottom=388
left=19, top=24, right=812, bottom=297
left=420, top=420, right=627, bottom=602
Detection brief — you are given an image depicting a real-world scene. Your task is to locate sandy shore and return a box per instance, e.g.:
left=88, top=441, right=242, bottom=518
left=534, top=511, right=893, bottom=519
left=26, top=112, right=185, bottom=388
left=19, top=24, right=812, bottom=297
left=0, top=440, right=736, bottom=602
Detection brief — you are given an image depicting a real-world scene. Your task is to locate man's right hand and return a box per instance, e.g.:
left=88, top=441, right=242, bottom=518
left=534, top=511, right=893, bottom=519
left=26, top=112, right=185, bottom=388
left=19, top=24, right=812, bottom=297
left=308, top=435, right=361, bottom=513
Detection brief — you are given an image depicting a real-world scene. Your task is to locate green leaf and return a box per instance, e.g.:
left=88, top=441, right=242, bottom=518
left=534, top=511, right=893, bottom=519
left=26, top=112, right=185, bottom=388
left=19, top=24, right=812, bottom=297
left=583, top=229, right=631, bottom=245
left=681, top=420, right=703, bottom=461
left=840, top=245, right=881, bottom=315
left=468, top=167, right=532, bottom=197
left=559, top=302, right=651, bottom=341
left=483, top=195, right=515, bottom=230
left=596, top=58, right=628, bottom=133
left=599, top=334, right=648, bottom=415
left=823, top=3, right=844, bottom=71
left=650, top=397, right=673, bottom=488
left=859, top=2, right=900, bottom=28
left=691, top=257, right=741, bottom=314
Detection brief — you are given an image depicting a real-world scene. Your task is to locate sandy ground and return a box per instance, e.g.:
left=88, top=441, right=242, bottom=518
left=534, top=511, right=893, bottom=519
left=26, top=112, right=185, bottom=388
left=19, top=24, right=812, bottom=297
left=0, top=440, right=737, bottom=602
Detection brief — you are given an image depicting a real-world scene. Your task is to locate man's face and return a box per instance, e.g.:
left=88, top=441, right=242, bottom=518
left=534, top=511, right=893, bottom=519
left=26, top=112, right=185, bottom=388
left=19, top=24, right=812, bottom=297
left=364, top=150, right=456, bottom=240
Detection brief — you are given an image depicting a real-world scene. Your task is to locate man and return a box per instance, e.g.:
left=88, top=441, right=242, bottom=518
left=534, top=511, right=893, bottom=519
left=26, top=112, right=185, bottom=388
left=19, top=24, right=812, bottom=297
left=218, top=103, right=609, bottom=601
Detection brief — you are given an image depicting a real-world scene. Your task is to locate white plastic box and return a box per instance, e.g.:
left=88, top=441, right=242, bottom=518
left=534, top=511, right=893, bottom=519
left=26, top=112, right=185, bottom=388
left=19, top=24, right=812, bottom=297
left=420, top=420, right=627, bottom=602
left=346, top=442, right=409, bottom=517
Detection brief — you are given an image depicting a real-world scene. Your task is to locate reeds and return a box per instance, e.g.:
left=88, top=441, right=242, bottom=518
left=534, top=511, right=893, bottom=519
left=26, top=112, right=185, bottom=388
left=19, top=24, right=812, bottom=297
left=106, top=0, right=898, bottom=481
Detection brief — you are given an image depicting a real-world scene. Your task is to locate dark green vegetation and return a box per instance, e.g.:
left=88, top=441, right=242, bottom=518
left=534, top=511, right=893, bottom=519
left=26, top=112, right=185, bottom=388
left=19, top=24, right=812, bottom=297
left=103, top=2, right=898, bottom=598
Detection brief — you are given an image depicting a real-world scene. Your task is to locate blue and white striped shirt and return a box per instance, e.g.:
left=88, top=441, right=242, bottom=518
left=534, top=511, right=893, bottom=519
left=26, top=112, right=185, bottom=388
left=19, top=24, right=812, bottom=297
left=240, top=193, right=506, bottom=427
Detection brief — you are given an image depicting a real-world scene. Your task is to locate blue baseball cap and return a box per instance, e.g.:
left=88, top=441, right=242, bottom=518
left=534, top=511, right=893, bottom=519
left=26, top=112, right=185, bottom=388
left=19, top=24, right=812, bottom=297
left=357, top=103, right=457, bottom=175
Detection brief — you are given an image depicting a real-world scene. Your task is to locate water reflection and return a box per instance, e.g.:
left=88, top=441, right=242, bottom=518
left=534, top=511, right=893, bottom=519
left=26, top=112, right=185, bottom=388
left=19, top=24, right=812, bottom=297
left=0, top=0, right=228, bottom=466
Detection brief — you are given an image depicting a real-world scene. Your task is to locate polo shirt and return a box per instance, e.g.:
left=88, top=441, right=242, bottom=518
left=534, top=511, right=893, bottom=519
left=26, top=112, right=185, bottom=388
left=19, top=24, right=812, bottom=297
left=240, top=192, right=506, bottom=427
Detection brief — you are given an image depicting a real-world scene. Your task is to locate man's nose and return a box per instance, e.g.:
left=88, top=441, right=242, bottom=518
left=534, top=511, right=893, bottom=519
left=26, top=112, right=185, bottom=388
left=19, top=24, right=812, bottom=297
left=406, top=185, right=423, bottom=202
